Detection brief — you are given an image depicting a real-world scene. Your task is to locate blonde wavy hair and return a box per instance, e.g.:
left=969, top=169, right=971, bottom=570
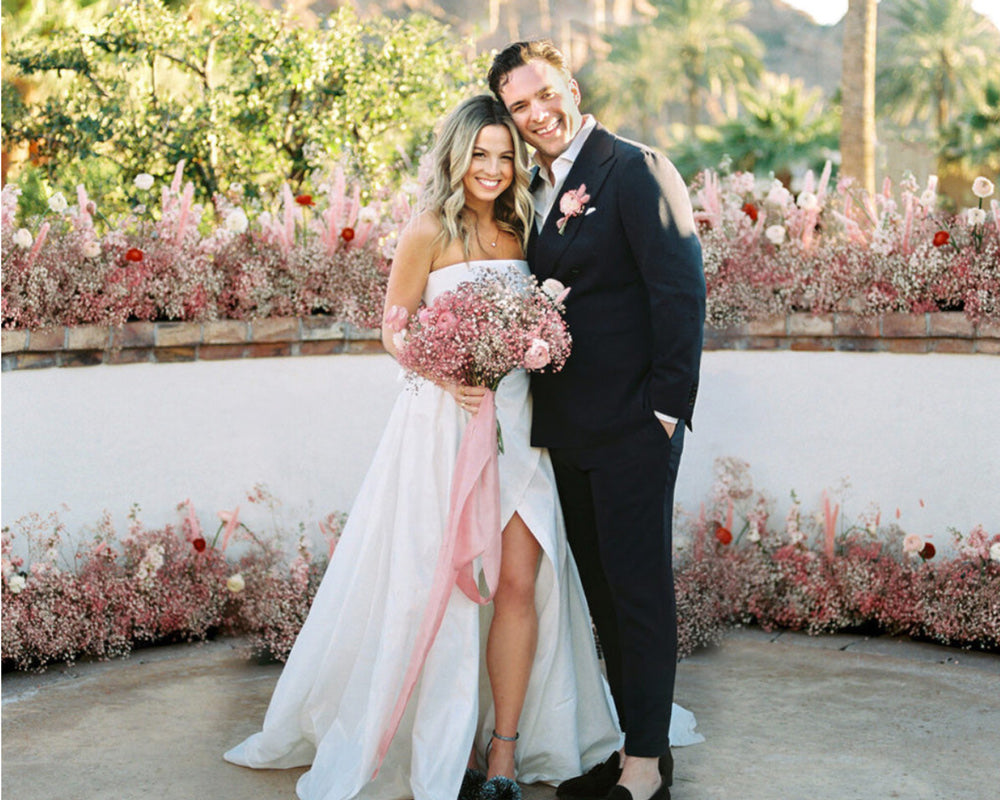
left=419, top=94, right=534, bottom=254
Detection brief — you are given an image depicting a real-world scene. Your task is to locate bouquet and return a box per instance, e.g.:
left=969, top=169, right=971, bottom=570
left=385, top=266, right=572, bottom=391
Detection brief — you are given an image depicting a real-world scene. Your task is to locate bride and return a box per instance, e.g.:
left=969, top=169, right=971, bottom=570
left=224, top=94, right=624, bottom=800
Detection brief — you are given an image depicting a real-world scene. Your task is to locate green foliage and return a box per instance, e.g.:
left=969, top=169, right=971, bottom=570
left=3, top=0, right=485, bottom=209
left=877, top=0, right=1000, bottom=136
left=939, top=81, right=1000, bottom=176
left=669, top=73, right=839, bottom=183
left=582, top=0, right=764, bottom=141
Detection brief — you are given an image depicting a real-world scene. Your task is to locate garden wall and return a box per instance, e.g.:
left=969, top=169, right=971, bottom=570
left=2, top=314, right=998, bottom=550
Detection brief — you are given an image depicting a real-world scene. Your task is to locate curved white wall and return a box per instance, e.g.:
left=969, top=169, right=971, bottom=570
left=3, top=351, right=998, bottom=551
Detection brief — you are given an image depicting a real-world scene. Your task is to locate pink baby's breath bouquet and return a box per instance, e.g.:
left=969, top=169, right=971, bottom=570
left=388, top=267, right=572, bottom=391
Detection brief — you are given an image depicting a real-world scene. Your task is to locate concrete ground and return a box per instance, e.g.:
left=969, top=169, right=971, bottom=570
left=2, top=629, right=997, bottom=800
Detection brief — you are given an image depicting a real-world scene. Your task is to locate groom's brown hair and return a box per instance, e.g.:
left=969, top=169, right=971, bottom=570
left=487, top=39, right=571, bottom=98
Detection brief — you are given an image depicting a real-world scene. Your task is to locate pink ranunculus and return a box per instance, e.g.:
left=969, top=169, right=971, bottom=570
left=559, top=185, right=589, bottom=217
left=523, top=338, right=551, bottom=370
left=902, top=533, right=924, bottom=554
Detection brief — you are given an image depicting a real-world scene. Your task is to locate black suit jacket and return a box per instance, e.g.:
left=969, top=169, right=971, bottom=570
left=528, top=124, right=705, bottom=449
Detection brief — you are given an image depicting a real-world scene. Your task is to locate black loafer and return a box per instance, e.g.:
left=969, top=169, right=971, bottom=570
left=659, top=751, right=673, bottom=786
left=555, top=754, right=622, bottom=798
left=605, top=782, right=670, bottom=800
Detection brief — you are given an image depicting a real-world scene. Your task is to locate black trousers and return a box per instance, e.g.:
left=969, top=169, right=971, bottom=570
left=549, top=418, right=684, bottom=757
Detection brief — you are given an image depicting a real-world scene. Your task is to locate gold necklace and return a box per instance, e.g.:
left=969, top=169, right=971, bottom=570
left=474, top=220, right=499, bottom=251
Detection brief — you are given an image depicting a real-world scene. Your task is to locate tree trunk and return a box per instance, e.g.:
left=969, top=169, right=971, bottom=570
left=839, top=0, right=877, bottom=194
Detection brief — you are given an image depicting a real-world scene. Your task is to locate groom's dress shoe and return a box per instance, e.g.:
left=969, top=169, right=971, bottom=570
left=555, top=754, right=622, bottom=797
left=556, top=752, right=673, bottom=798
left=604, top=783, right=670, bottom=800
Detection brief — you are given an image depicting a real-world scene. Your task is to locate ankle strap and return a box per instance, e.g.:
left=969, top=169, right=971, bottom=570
left=491, top=729, right=519, bottom=742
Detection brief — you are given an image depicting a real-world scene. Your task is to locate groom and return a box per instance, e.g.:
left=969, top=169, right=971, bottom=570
left=489, top=41, right=705, bottom=800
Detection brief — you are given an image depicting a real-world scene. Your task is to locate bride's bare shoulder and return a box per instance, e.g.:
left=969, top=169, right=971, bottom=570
left=399, top=211, right=444, bottom=248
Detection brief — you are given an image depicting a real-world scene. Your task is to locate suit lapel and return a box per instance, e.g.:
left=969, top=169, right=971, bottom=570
left=535, top=125, right=617, bottom=276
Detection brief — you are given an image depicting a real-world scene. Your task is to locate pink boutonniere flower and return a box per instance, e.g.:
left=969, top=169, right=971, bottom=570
left=556, top=183, right=591, bottom=235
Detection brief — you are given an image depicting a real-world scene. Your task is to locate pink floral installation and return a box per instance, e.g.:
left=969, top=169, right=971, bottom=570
left=691, top=166, right=999, bottom=328
left=3, top=464, right=997, bottom=673
left=9, top=165, right=993, bottom=334
left=1, top=163, right=413, bottom=331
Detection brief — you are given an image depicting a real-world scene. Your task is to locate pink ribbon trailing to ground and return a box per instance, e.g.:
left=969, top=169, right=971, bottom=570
left=372, top=389, right=502, bottom=775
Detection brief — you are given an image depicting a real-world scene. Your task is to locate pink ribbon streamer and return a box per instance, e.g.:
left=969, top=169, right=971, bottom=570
left=372, top=389, right=502, bottom=774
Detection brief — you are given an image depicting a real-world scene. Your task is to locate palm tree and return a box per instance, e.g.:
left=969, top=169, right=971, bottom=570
left=669, top=72, right=839, bottom=182
left=878, top=0, right=1000, bottom=138
left=585, top=0, right=763, bottom=137
left=840, top=0, right=877, bottom=194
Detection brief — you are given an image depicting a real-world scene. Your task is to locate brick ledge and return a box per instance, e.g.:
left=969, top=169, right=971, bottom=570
left=3, top=312, right=998, bottom=371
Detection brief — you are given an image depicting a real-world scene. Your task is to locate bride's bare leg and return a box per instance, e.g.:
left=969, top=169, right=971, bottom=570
left=486, top=512, right=541, bottom=779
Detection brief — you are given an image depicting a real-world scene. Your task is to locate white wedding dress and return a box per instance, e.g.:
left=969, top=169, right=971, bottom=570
left=224, top=260, right=701, bottom=800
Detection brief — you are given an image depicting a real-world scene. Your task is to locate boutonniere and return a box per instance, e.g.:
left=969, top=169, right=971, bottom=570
left=556, top=183, right=592, bottom=235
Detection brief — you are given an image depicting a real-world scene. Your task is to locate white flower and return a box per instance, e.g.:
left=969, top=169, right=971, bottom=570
left=796, top=191, right=819, bottom=211
left=966, top=207, right=987, bottom=226
left=919, top=189, right=936, bottom=208
left=747, top=528, right=761, bottom=543
left=765, top=181, right=791, bottom=206
left=133, top=204, right=146, bottom=215
left=134, top=173, right=155, bottom=191
left=226, top=573, right=246, bottom=593
left=541, top=278, right=567, bottom=299
left=971, top=177, right=995, bottom=199
left=229, top=182, right=244, bottom=196
left=357, top=205, right=378, bottom=225
left=401, top=180, right=420, bottom=195
left=13, top=228, right=33, bottom=249
left=902, top=533, right=924, bottom=554
left=7, top=574, right=26, bottom=594
left=990, top=542, right=1000, bottom=563
left=224, top=208, right=249, bottom=234
left=765, top=225, right=786, bottom=245
left=81, top=240, right=102, bottom=258
left=48, top=192, right=69, bottom=214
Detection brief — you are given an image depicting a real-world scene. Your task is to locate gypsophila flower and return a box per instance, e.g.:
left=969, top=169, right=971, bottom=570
left=134, top=173, right=155, bottom=191
left=972, top=177, right=995, bottom=199
left=48, top=192, right=69, bottom=214
left=7, top=574, right=26, bottom=594
left=13, top=228, right=32, bottom=249
left=227, top=573, right=246, bottom=593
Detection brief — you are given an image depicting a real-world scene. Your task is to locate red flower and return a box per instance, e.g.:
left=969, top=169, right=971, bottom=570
left=340, top=227, right=355, bottom=242
left=192, top=537, right=207, bottom=553
left=919, top=542, right=936, bottom=560
left=715, top=526, right=733, bottom=546
left=741, top=202, right=759, bottom=222
left=932, top=230, right=950, bottom=247
left=125, top=247, right=144, bottom=262
left=295, top=194, right=315, bottom=207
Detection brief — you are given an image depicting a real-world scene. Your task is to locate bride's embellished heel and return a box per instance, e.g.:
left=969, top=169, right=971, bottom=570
left=479, top=730, right=521, bottom=800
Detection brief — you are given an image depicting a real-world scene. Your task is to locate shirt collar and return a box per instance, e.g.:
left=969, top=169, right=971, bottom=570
left=532, top=115, right=597, bottom=185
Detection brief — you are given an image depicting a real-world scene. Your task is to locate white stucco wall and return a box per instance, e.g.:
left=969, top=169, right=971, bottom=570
left=2, top=350, right=998, bottom=551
